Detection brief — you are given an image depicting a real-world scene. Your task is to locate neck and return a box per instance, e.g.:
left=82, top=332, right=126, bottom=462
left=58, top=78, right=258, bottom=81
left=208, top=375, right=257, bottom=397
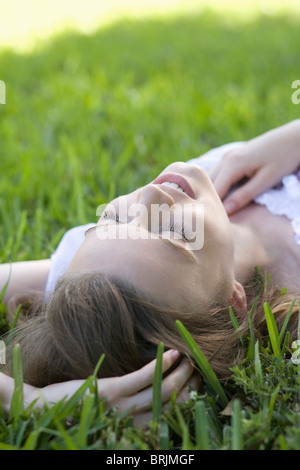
left=229, top=203, right=300, bottom=294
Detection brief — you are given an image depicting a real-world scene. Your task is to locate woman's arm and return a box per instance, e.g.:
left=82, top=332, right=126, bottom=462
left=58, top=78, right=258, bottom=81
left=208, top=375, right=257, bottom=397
left=210, top=119, right=300, bottom=215
left=0, top=350, right=198, bottom=425
left=0, top=260, right=51, bottom=305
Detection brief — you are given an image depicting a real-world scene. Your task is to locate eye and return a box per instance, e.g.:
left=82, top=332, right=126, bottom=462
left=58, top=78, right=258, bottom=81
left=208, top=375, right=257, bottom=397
left=160, top=221, right=190, bottom=242
left=101, top=208, right=120, bottom=223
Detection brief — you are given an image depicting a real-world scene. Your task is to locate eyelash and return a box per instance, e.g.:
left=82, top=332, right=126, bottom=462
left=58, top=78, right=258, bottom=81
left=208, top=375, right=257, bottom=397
left=101, top=209, right=120, bottom=223
left=101, top=210, right=191, bottom=241
left=160, top=221, right=190, bottom=241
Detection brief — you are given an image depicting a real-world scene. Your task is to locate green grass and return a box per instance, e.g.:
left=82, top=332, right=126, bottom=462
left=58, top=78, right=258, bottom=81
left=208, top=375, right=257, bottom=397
left=1, top=9, right=300, bottom=450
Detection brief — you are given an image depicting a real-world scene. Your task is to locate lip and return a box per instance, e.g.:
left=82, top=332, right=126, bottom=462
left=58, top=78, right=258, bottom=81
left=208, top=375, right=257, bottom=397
left=151, top=173, right=196, bottom=199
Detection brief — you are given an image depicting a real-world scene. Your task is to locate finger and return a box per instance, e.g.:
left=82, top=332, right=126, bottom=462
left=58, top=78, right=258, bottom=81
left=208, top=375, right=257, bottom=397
left=208, top=163, right=221, bottom=182
left=223, top=167, right=274, bottom=215
left=116, top=357, right=194, bottom=414
left=175, top=385, right=190, bottom=403
left=206, top=166, right=218, bottom=180
left=132, top=375, right=201, bottom=428
left=117, top=349, right=180, bottom=396
left=188, top=373, right=201, bottom=391
left=160, top=357, right=194, bottom=402
left=176, top=373, right=201, bottom=402
left=213, top=163, right=249, bottom=201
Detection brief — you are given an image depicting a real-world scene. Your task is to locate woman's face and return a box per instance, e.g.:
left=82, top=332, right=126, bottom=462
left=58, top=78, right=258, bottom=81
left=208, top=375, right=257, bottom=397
left=68, top=162, right=236, bottom=312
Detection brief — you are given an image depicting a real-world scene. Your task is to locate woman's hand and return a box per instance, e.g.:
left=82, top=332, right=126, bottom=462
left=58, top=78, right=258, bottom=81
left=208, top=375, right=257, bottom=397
left=210, top=120, right=300, bottom=215
left=23, top=349, right=198, bottom=426
left=96, top=349, right=198, bottom=426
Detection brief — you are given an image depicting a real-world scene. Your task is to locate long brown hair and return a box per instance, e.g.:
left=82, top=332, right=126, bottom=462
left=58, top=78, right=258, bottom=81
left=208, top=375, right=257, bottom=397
left=3, top=271, right=300, bottom=388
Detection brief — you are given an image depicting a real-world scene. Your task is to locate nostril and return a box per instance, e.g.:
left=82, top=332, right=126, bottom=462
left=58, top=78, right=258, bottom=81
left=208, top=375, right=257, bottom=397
left=137, top=183, right=175, bottom=206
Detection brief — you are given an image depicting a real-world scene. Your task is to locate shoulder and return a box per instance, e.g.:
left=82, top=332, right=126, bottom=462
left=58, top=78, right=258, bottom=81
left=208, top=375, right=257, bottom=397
left=45, top=223, right=96, bottom=298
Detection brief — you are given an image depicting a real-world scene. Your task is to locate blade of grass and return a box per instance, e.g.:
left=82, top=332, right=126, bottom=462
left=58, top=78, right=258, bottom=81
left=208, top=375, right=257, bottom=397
left=246, top=299, right=257, bottom=361
left=175, top=405, right=194, bottom=450
left=15, top=419, right=29, bottom=448
left=0, top=443, right=19, bottom=450
left=164, top=409, right=182, bottom=437
left=278, top=434, right=288, bottom=450
left=159, top=421, right=169, bottom=450
left=1, top=236, right=14, bottom=262
left=152, top=342, right=164, bottom=424
left=0, top=390, right=4, bottom=419
left=231, top=399, right=243, bottom=450
left=176, top=320, right=228, bottom=407
left=0, top=263, right=12, bottom=302
left=195, top=400, right=209, bottom=450
left=254, top=265, right=265, bottom=296
left=229, top=306, right=244, bottom=345
left=279, top=298, right=296, bottom=346
left=33, top=206, right=43, bottom=259
left=9, top=344, right=24, bottom=421
left=11, top=210, right=27, bottom=261
left=23, top=429, right=41, bottom=450
left=57, top=376, right=94, bottom=420
left=90, top=353, right=106, bottom=397
left=229, top=306, right=240, bottom=331
left=93, top=354, right=106, bottom=377
left=53, top=418, right=79, bottom=450
left=77, top=393, right=96, bottom=448
left=264, top=302, right=281, bottom=358
left=281, top=331, right=290, bottom=356
left=0, top=199, right=10, bottom=240
left=31, top=400, right=63, bottom=429
left=254, top=340, right=262, bottom=384
left=267, top=384, right=280, bottom=429
left=9, top=304, right=22, bottom=330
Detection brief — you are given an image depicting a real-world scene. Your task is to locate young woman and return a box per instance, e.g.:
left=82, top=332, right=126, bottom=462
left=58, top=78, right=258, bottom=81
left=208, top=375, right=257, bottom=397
left=1, top=119, right=300, bottom=422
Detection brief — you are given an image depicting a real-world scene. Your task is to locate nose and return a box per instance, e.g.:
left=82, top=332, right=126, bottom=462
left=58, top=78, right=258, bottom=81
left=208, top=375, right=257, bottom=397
left=132, top=184, right=175, bottom=233
left=137, top=183, right=175, bottom=207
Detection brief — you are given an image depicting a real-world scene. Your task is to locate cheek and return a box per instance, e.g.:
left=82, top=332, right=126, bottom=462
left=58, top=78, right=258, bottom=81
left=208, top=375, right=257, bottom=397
left=203, top=200, right=233, bottom=252
left=203, top=227, right=234, bottom=275
left=200, top=218, right=235, bottom=288
left=142, top=261, right=194, bottom=310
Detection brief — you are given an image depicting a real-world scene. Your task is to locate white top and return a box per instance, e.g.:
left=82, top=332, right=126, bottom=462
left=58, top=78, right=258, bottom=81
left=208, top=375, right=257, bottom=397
left=45, top=142, right=300, bottom=297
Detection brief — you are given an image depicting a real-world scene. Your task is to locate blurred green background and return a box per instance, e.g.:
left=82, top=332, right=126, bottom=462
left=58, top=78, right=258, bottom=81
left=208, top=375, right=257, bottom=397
left=0, top=0, right=299, bottom=262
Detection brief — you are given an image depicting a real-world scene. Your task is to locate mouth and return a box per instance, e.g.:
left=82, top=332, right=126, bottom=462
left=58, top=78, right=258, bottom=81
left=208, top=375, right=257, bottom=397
left=151, top=173, right=196, bottom=199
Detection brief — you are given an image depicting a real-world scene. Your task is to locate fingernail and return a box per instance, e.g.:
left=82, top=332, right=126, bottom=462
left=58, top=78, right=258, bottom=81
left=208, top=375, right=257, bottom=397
left=223, top=200, right=237, bottom=214
left=170, top=350, right=180, bottom=360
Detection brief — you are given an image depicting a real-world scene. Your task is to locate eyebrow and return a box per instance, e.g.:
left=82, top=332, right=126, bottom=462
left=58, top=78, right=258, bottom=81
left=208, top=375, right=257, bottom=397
left=85, top=225, right=196, bottom=261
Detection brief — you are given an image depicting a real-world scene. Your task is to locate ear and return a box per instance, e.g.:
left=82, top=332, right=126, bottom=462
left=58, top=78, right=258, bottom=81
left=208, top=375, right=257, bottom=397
left=231, top=280, right=247, bottom=317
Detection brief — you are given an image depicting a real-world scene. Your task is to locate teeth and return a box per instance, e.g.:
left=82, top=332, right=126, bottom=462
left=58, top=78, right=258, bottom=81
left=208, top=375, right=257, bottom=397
left=161, top=181, right=184, bottom=192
